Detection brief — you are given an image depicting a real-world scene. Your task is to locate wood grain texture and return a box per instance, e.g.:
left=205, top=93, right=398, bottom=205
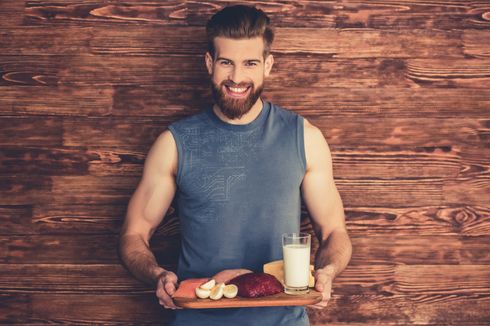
left=0, top=145, right=470, bottom=178
left=463, top=29, right=490, bottom=58
left=0, top=0, right=24, bottom=27
left=307, top=294, right=490, bottom=325
left=1, top=291, right=488, bottom=325
left=0, top=205, right=33, bottom=235
left=3, top=263, right=487, bottom=297
left=0, top=26, right=465, bottom=58
left=0, top=146, right=146, bottom=176
left=59, top=116, right=490, bottom=149
left=345, top=205, right=490, bottom=236
left=0, top=234, right=180, bottom=264
left=1, top=234, right=487, bottom=265
left=3, top=202, right=488, bottom=237
left=312, top=117, right=489, bottom=148
left=0, top=86, right=113, bottom=115
left=0, top=293, right=171, bottom=325
left=1, top=0, right=489, bottom=325
left=112, top=86, right=490, bottom=118
left=21, top=1, right=490, bottom=30
left=1, top=263, right=488, bottom=324
left=2, top=54, right=489, bottom=90
left=0, top=117, right=62, bottom=146
left=0, top=264, right=154, bottom=293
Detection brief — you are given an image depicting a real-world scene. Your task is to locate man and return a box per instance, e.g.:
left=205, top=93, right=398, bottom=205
left=119, top=5, right=352, bottom=325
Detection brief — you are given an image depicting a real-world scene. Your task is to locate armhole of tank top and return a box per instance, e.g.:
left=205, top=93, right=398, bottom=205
left=296, top=116, right=307, bottom=173
left=167, top=125, right=183, bottom=185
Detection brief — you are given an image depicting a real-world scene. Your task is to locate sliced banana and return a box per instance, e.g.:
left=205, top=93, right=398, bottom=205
left=199, top=278, right=216, bottom=290
left=209, top=283, right=225, bottom=300
left=195, top=287, right=211, bottom=299
left=223, top=284, right=238, bottom=299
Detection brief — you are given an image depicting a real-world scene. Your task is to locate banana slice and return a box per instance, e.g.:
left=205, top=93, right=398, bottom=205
left=200, top=279, right=216, bottom=290
left=209, top=283, right=225, bottom=300
left=223, top=284, right=238, bottom=299
left=195, top=287, right=211, bottom=299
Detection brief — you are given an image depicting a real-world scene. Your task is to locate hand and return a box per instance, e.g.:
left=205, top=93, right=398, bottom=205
left=155, top=270, right=182, bottom=310
left=308, top=265, right=335, bottom=309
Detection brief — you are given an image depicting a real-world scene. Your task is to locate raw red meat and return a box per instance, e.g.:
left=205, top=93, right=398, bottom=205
left=228, top=272, right=283, bottom=298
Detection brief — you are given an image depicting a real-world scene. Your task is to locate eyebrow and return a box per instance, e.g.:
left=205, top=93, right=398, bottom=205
left=216, top=57, right=262, bottom=63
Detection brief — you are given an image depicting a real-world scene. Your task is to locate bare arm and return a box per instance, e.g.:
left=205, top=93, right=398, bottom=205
left=301, top=119, right=352, bottom=308
left=119, top=130, right=180, bottom=309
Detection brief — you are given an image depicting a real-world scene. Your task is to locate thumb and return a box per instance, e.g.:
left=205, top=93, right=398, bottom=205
left=314, top=270, right=328, bottom=291
left=315, top=279, right=325, bottom=292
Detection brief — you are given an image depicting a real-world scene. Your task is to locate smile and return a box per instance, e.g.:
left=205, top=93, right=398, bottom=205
left=224, top=85, right=251, bottom=98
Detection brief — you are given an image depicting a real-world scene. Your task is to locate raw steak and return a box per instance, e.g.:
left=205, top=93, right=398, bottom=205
left=228, top=272, right=283, bottom=298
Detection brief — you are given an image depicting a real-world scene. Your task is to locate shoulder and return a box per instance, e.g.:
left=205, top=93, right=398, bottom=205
left=145, top=129, right=178, bottom=177
left=303, top=118, right=332, bottom=171
left=304, top=118, right=325, bottom=144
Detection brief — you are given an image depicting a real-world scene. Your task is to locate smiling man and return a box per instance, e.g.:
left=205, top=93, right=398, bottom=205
left=119, top=5, right=352, bottom=326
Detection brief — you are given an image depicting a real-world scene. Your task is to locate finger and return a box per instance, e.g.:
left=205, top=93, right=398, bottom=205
left=308, top=299, right=329, bottom=310
left=155, top=281, right=176, bottom=309
left=165, top=272, right=179, bottom=284
left=165, top=279, right=177, bottom=296
left=307, top=303, right=327, bottom=310
left=156, top=286, right=166, bottom=300
left=314, top=272, right=329, bottom=292
left=159, top=292, right=180, bottom=309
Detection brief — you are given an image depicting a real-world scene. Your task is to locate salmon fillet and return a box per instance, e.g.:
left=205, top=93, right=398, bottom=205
left=172, top=278, right=209, bottom=299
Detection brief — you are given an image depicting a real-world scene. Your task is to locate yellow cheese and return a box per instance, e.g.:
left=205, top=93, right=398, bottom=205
left=263, top=260, right=315, bottom=287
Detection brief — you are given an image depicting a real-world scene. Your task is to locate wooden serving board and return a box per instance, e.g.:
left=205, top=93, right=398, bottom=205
left=174, top=289, right=322, bottom=309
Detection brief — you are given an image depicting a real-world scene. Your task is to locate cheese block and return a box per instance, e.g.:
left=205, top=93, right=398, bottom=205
left=263, top=260, right=315, bottom=287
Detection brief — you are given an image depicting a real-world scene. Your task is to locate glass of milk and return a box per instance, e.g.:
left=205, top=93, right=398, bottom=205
left=282, top=232, right=311, bottom=295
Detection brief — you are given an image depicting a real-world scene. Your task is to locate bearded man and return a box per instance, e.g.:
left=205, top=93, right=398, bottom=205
left=119, top=5, right=352, bottom=325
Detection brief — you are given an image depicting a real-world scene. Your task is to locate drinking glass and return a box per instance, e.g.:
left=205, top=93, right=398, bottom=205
left=282, top=232, right=311, bottom=295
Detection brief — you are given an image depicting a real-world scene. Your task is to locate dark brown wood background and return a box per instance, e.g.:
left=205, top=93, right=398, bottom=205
left=1, top=0, right=489, bottom=325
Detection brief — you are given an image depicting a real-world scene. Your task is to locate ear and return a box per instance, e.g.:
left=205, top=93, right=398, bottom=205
left=264, top=54, right=274, bottom=77
left=205, top=52, right=214, bottom=75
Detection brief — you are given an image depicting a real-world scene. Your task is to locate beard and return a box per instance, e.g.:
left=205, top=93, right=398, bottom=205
left=211, top=79, right=264, bottom=120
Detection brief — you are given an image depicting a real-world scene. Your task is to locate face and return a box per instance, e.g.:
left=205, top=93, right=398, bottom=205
left=205, top=36, right=274, bottom=119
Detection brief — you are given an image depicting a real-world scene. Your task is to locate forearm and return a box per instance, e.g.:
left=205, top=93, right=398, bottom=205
left=119, top=233, right=166, bottom=286
left=314, top=228, right=352, bottom=278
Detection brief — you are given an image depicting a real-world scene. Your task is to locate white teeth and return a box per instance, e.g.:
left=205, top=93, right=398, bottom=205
left=228, top=86, right=248, bottom=93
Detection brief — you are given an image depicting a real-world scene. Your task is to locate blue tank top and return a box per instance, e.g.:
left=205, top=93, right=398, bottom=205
left=167, top=100, right=309, bottom=326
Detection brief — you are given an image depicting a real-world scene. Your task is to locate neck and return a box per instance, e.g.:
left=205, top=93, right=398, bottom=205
left=213, top=98, right=264, bottom=125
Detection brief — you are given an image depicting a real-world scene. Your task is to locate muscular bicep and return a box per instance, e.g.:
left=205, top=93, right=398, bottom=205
left=121, top=130, right=178, bottom=242
left=301, top=120, right=346, bottom=241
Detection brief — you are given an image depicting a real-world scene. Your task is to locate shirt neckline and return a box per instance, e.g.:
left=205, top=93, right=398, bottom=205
left=205, top=100, right=271, bottom=132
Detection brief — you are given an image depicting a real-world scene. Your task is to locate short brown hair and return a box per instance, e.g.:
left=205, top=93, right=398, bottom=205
left=206, top=5, right=274, bottom=59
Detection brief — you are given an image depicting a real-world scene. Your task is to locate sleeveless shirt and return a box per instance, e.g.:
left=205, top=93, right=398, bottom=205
left=167, top=100, right=309, bottom=326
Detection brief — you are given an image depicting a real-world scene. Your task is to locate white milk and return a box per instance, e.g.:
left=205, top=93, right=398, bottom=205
left=283, top=244, right=310, bottom=287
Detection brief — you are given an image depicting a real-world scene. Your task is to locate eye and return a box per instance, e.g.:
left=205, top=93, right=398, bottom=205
left=246, top=61, right=258, bottom=67
left=220, top=60, right=232, bottom=66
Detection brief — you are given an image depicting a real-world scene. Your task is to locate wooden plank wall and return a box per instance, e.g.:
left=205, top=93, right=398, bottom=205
left=1, top=0, right=489, bottom=324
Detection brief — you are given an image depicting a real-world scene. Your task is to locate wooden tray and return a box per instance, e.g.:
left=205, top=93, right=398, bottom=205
left=174, top=289, right=322, bottom=309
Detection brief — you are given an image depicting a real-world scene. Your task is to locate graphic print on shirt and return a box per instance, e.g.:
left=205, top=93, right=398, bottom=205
left=179, top=125, right=263, bottom=205
left=187, top=166, right=246, bottom=202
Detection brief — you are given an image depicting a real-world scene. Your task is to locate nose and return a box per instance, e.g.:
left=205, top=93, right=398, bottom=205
left=230, top=66, right=246, bottom=84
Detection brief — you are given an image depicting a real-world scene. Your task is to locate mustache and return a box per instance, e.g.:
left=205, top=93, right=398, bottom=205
left=221, top=80, right=253, bottom=88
